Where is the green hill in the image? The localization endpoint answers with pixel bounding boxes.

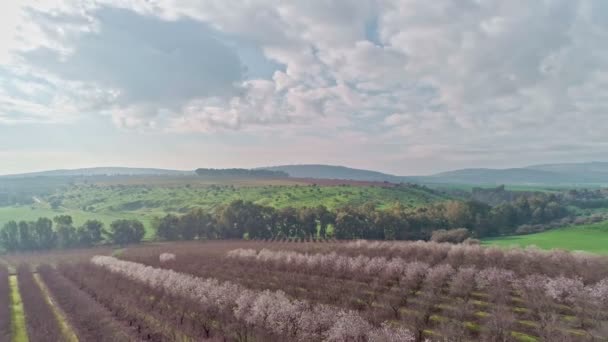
[0,181,448,239]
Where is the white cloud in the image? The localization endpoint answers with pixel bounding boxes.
[1,0,608,171]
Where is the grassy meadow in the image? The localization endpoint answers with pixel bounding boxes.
[482,220,608,254]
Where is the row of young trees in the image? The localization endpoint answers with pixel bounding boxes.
[339,240,608,283]
[227,248,608,303]
[155,196,570,241]
[17,264,64,341]
[127,244,607,341]
[0,216,145,252]
[92,256,415,341]
[37,265,138,341]
[228,248,608,339]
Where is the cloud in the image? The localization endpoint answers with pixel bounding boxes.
[1,4,245,126]
[1,0,608,172]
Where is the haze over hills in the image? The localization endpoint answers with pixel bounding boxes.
[1,167,194,178]
[258,165,408,183]
[263,162,608,185]
[2,162,608,185]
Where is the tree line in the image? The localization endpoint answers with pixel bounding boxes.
[0,216,145,252]
[194,168,288,178]
[0,192,570,252]
[155,194,570,241]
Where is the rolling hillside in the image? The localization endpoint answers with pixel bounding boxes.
[259,164,409,183]
[263,162,608,185]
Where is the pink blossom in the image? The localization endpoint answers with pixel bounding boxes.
[544,276,584,304]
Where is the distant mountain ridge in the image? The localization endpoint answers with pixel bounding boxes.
[258,164,408,183]
[1,167,193,178]
[3,162,608,185]
[263,162,608,185]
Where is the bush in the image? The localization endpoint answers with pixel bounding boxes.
[430,228,470,243]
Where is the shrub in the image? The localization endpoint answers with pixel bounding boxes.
[430,228,470,243]
[159,253,176,263]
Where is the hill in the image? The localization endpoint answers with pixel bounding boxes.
[425,168,572,185]
[425,162,608,185]
[259,164,410,183]
[261,162,608,185]
[526,161,608,180]
[1,167,193,178]
[3,161,608,185]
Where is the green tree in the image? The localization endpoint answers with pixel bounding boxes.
[298,207,318,238]
[334,207,365,240]
[54,215,76,248]
[277,207,300,238]
[77,220,105,247]
[108,219,145,245]
[0,221,20,251]
[155,214,180,241]
[315,205,335,239]
[18,221,35,250]
[33,217,56,250]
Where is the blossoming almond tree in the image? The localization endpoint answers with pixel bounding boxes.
[91,256,414,342]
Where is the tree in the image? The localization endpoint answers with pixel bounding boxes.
[54,215,77,248]
[18,221,35,250]
[430,228,470,243]
[155,214,180,241]
[77,220,105,247]
[276,207,301,238]
[108,219,145,245]
[183,209,215,240]
[214,200,250,239]
[334,207,365,239]
[315,205,334,239]
[33,217,56,250]
[0,221,20,252]
[298,207,318,238]
[482,305,515,342]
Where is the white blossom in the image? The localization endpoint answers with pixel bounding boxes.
[91,256,411,341]
[159,252,176,263]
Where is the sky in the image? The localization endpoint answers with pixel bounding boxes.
[0,0,607,176]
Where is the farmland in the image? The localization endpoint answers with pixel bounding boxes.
[483,221,608,254]
[0,240,606,341]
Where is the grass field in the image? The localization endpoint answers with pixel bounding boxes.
[9,275,28,342]
[482,220,608,254]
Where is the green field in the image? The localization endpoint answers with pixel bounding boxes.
[0,182,447,239]
[483,221,608,254]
